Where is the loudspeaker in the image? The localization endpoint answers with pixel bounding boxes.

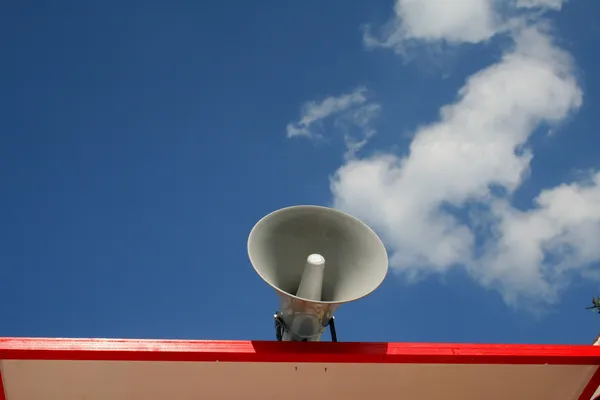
[248,205,388,341]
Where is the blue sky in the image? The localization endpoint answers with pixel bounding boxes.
[1,0,600,345]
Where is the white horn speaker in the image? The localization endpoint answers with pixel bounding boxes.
[248,205,388,342]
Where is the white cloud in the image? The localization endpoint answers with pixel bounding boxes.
[516,0,569,10]
[334,103,381,159]
[281,0,586,306]
[286,88,380,158]
[330,27,592,305]
[286,88,368,138]
[479,174,600,304]
[394,0,497,43]
[365,0,570,49]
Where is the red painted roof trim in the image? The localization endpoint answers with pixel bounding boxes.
[2,337,600,366]
[1,338,599,400]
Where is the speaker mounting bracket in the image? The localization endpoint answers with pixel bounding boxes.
[273,313,338,342]
[327,316,338,342]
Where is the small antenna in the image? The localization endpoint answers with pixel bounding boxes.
[586,297,600,313]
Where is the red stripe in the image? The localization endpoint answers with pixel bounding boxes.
[0,365,6,400]
[579,366,600,400]
[1,338,600,365]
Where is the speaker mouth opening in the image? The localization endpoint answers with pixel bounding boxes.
[248,205,389,305]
